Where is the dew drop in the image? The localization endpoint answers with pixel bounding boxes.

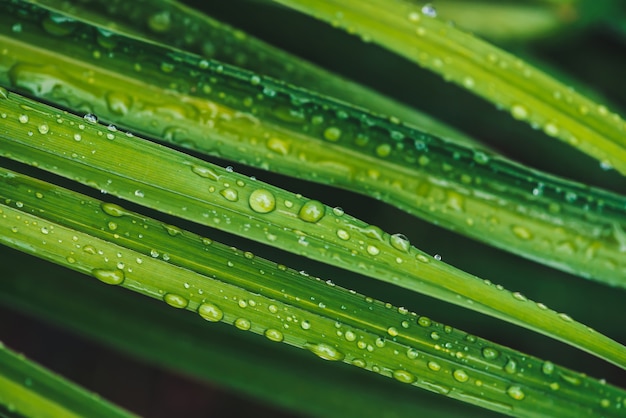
[344,330,356,341]
[512,292,527,302]
[249,189,276,213]
[433,254,442,261]
[367,245,380,256]
[504,358,517,374]
[234,318,251,330]
[298,200,325,223]
[83,113,98,123]
[387,327,399,337]
[197,303,223,322]
[101,202,126,217]
[92,268,124,285]
[512,225,532,240]
[332,207,345,216]
[417,317,432,327]
[406,348,419,359]
[336,229,350,240]
[427,361,441,371]
[300,320,311,330]
[307,343,344,361]
[393,369,416,384]
[543,123,559,137]
[266,137,291,155]
[323,127,342,141]
[264,328,284,342]
[38,123,49,134]
[390,233,410,253]
[422,4,437,17]
[164,293,188,309]
[481,347,500,360]
[191,165,220,181]
[220,188,239,202]
[541,361,554,376]
[511,104,528,120]
[506,385,525,401]
[18,114,29,124]
[453,369,469,383]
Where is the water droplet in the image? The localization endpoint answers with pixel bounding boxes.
[433,254,442,261]
[406,348,419,359]
[557,313,572,322]
[481,347,500,360]
[38,123,49,134]
[422,4,437,17]
[134,190,145,198]
[390,233,410,253]
[197,303,223,322]
[164,293,188,309]
[101,202,126,217]
[504,358,517,374]
[393,369,416,384]
[512,292,527,302]
[512,226,532,240]
[336,229,350,240]
[453,369,469,383]
[266,137,291,155]
[387,327,399,337]
[506,385,525,401]
[18,114,29,124]
[191,165,220,181]
[367,245,380,256]
[344,330,356,341]
[323,127,342,141]
[264,328,284,342]
[300,320,311,330]
[541,361,554,375]
[73,133,82,141]
[249,189,276,213]
[511,104,528,120]
[352,358,366,368]
[417,316,431,327]
[307,343,344,361]
[92,268,124,285]
[83,113,98,123]
[332,207,345,216]
[234,318,251,330]
[473,151,489,165]
[298,200,325,223]
[148,10,171,32]
[220,188,239,202]
[544,123,559,137]
[427,361,441,371]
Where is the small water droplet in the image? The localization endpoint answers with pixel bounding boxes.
[220,188,239,202]
[543,123,559,137]
[134,190,145,198]
[323,127,342,141]
[511,104,528,120]
[433,254,442,261]
[344,330,356,341]
[92,268,124,285]
[387,327,399,337]
[249,189,276,213]
[417,316,431,327]
[504,358,517,374]
[427,361,441,371]
[18,114,29,124]
[300,320,311,330]
[298,200,325,223]
[367,245,380,256]
[512,225,532,240]
[38,123,49,134]
[512,292,527,302]
[164,293,188,309]
[506,385,525,401]
[336,229,350,240]
[83,113,98,123]
[406,348,419,359]
[332,207,345,216]
[541,361,554,375]
[481,347,500,360]
[422,4,437,17]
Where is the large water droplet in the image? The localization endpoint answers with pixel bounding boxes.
[393,369,416,384]
[191,165,220,181]
[249,189,276,213]
[198,302,224,322]
[101,202,126,217]
[164,293,188,309]
[453,369,469,383]
[220,188,239,202]
[307,343,345,361]
[234,318,251,330]
[92,268,124,285]
[298,200,325,223]
[390,233,410,253]
[264,328,284,342]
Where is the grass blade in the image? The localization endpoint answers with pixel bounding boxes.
[1,2,624,286]
[0,342,136,418]
[271,0,626,175]
[1,168,625,417]
[1,89,625,371]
